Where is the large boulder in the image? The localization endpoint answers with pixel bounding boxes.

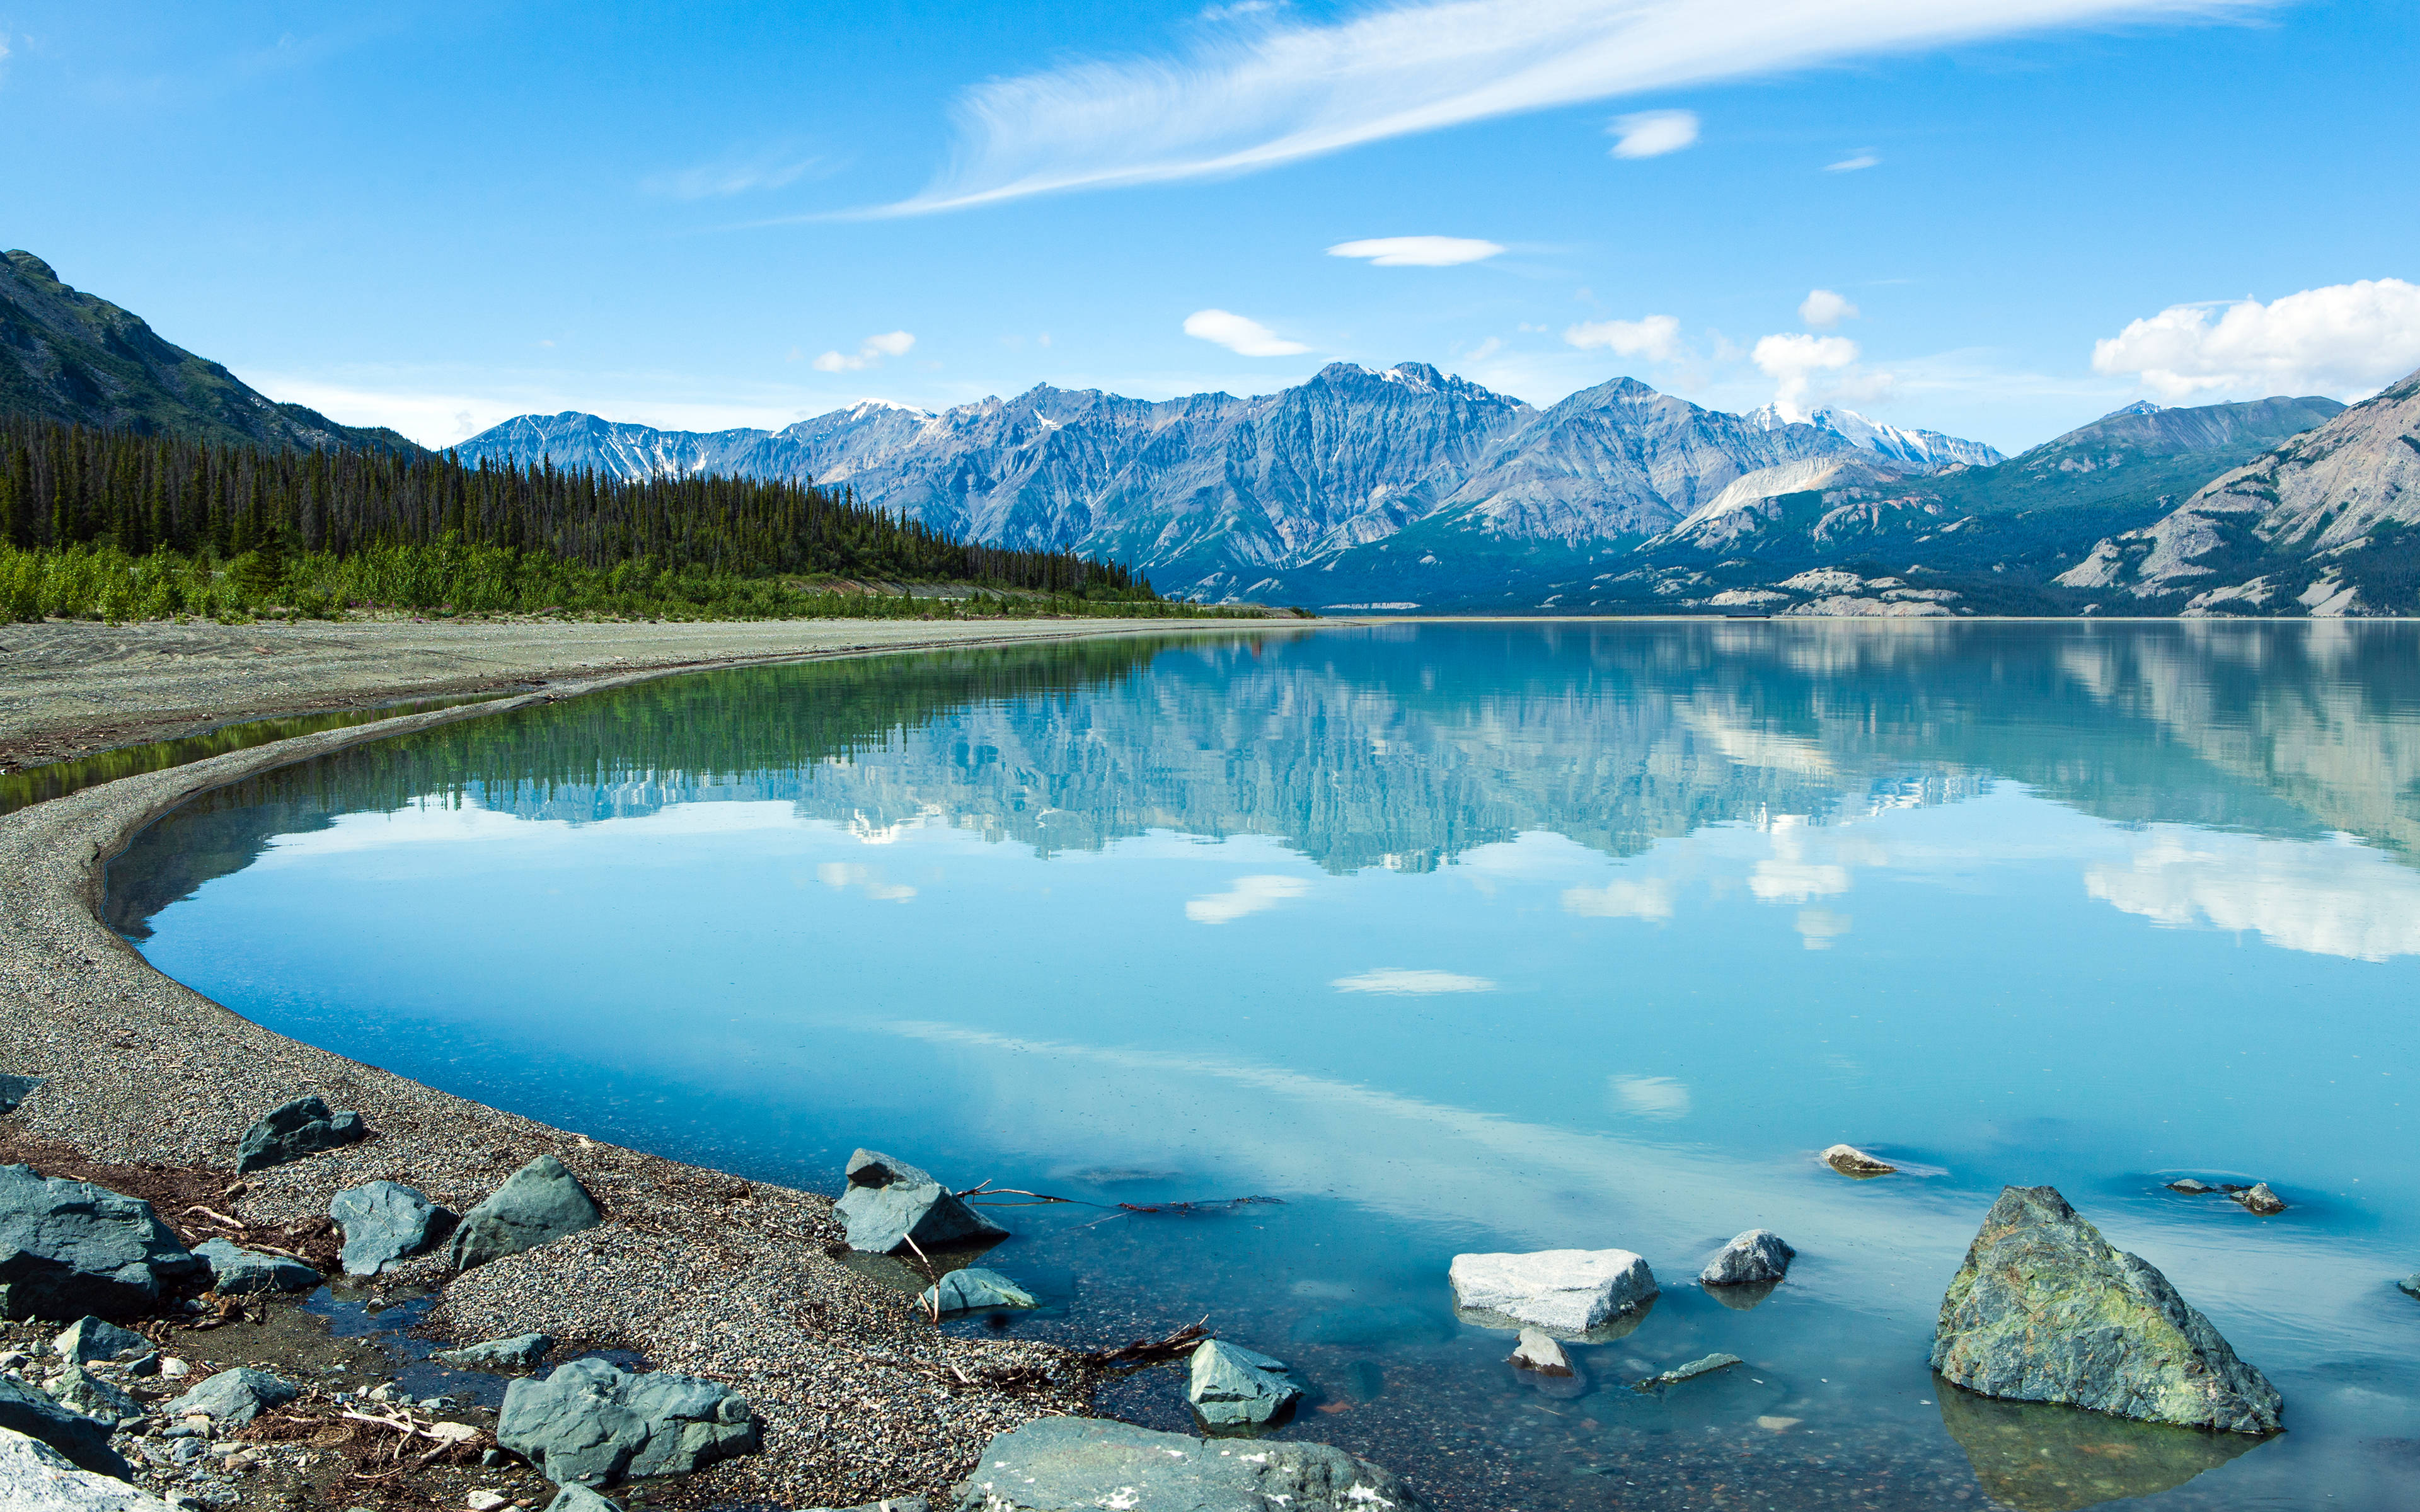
[1930,1186,2281,1434]
[330,1181,453,1276]
[0,1426,178,1511]
[0,1074,43,1116]
[234,1096,368,1173]
[1700,1230,1794,1286]
[0,1376,133,1479]
[950,1418,1426,1512]
[834,1150,1006,1255]
[0,1164,204,1320]
[194,1237,321,1295]
[163,1367,299,1427]
[451,1156,603,1271]
[54,1317,149,1366]
[497,1357,758,1487]
[1186,1340,1301,1429]
[920,1267,1036,1315]
[1449,1249,1658,1334]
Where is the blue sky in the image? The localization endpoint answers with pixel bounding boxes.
[4,0,2416,452]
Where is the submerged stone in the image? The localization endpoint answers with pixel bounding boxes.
[450,1156,602,1271]
[498,1356,758,1487]
[1930,1186,2280,1434]
[1700,1229,1795,1286]
[1287,1302,1452,1347]
[234,1096,367,1174]
[1508,1327,1574,1377]
[330,1181,452,1276]
[194,1237,321,1295]
[1449,1249,1657,1334]
[833,1149,1006,1255]
[949,1417,1427,1512]
[1186,1339,1301,1429]
[919,1267,1036,1315]
[434,1333,553,1371]
[0,1165,204,1320]
[2231,1183,2287,1215]
[2164,1179,2213,1194]
[1936,1382,2269,1511]
[1634,1353,1743,1391]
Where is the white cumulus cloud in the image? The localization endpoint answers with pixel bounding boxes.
[1799,289,1858,328]
[1565,314,1681,361]
[870,0,2271,214]
[2090,278,2420,401]
[813,331,916,373]
[1608,109,1699,159]
[1327,235,1506,266]
[1186,874,1310,924]
[1753,331,1860,418]
[1333,967,1497,995]
[1184,308,1310,356]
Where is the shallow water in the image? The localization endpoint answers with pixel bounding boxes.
[110,622,2420,1510]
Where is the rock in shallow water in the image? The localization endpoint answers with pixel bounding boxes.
[833,1150,1006,1255]
[1187,1339,1302,1429]
[0,1426,175,1509]
[193,1237,321,1295]
[2230,1183,2287,1216]
[1930,1186,2280,1434]
[450,1156,603,1271]
[1634,1353,1743,1391]
[0,1376,134,1478]
[0,1165,204,1321]
[497,1356,758,1487]
[919,1266,1036,1315]
[950,1418,1426,1512]
[1823,1144,1897,1177]
[330,1181,453,1276]
[1508,1327,1574,1377]
[234,1096,367,1174]
[434,1334,553,1371]
[2400,1274,2420,1302]
[1700,1229,1794,1286]
[1449,1249,1657,1334]
[2164,1178,2213,1194]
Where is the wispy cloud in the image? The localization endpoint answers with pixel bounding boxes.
[814,330,916,373]
[643,147,822,200]
[1184,308,1310,356]
[1328,235,1505,266]
[867,0,2274,215]
[1334,966,1497,994]
[1565,314,1681,360]
[1608,108,1698,159]
[1824,151,1881,172]
[1799,289,1858,328]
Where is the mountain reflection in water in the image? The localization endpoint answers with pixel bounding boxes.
[110,621,2420,1512]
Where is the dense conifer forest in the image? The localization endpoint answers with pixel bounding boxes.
[0,417,1221,622]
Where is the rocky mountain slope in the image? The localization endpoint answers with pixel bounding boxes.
[1748,404,2005,470]
[0,251,418,455]
[2055,367,2420,614]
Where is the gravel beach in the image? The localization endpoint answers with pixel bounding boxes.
[0,617,1263,1509]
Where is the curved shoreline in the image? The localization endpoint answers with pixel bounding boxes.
[0,618,1265,1509]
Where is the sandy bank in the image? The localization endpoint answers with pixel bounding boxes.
[0,619,1267,1509]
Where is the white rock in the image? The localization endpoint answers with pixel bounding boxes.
[1507,1327,1574,1376]
[158,1359,190,1379]
[466,1492,510,1512]
[1449,1249,1658,1332]
[0,1426,182,1511]
[427,1423,481,1446]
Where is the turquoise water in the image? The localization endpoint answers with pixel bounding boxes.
[111,622,2420,1510]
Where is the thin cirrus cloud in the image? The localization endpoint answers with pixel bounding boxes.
[1824,151,1881,172]
[1565,314,1681,361]
[2090,278,2420,401]
[1333,967,1497,995]
[1186,874,1311,924]
[865,0,2275,215]
[812,330,916,372]
[1184,308,1310,357]
[1328,236,1506,267]
[1608,109,1698,159]
[643,150,822,200]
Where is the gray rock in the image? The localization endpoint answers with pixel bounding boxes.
[0,1074,43,1116]
[0,1427,178,1509]
[1187,1339,1302,1429]
[434,1334,553,1371]
[1930,1186,2281,1434]
[1507,1328,1574,1377]
[2400,1273,2419,1301]
[1448,1249,1657,1334]
[54,1317,150,1366]
[0,1165,204,1320]
[450,1156,603,1271]
[1700,1229,1795,1287]
[833,1150,1006,1255]
[919,1267,1037,1315]
[0,1375,133,1478]
[496,1357,757,1487]
[162,1368,299,1427]
[193,1238,321,1295]
[2231,1183,2287,1216]
[1823,1143,1896,1177]
[949,1417,1426,1512]
[2165,1178,2214,1194]
[49,1366,142,1426]
[1634,1353,1743,1391]
[234,1096,368,1174]
[544,1489,623,1512]
[329,1182,452,1276]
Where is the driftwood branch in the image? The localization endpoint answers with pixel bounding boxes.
[1083,1319,1211,1373]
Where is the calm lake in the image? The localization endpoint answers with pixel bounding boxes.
[110,622,2420,1511]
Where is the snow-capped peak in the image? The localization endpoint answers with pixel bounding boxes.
[1746,403,2003,472]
